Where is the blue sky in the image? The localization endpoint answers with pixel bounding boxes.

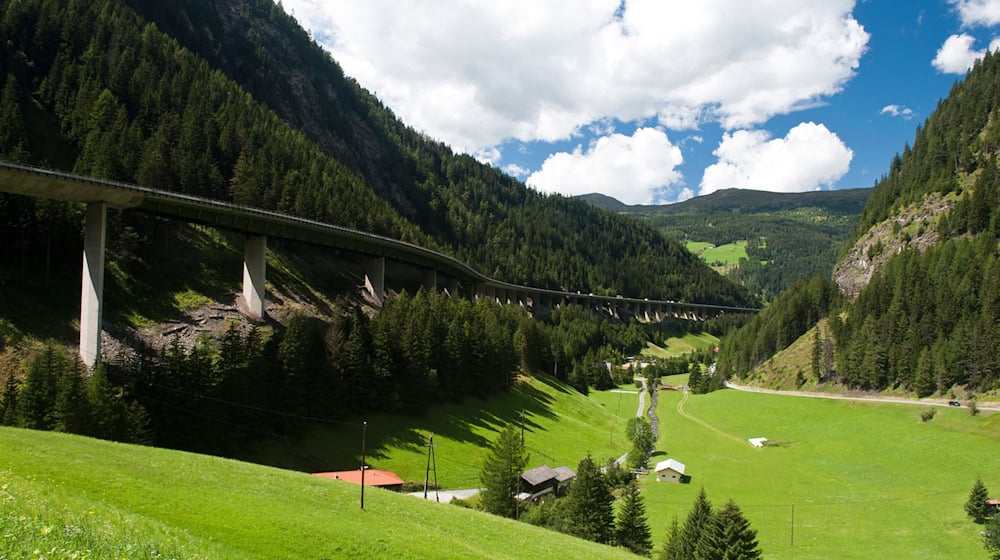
[283,0,1000,204]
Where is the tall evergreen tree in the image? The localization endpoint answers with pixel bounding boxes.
[697,500,762,560]
[478,424,528,519]
[657,517,683,560]
[53,359,91,435]
[967,477,992,523]
[0,373,20,426]
[676,487,714,559]
[565,454,615,544]
[985,510,1000,560]
[16,345,64,430]
[616,481,653,556]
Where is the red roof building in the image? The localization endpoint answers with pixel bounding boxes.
[313,469,405,492]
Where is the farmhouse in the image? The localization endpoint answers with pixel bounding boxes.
[521,465,576,499]
[313,468,405,492]
[654,459,687,483]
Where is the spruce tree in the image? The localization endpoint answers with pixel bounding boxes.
[615,481,653,556]
[657,516,682,560]
[16,346,63,430]
[478,424,528,519]
[985,510,1000,560]
[566,454,615,544]
[967,477,992,523]
[53,360,92,435]
[713,500,762,560]
[1,373,20,426]
[676,487,714,558]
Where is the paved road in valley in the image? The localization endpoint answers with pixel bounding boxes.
[724,381,1000,412]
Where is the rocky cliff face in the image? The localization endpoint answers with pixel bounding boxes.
[832,192,953,299]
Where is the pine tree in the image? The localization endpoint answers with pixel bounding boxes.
[87,362,129,441]
[478,424,528,519]
[53,360,92,435]
[676,487,714,559]
[708,500,762,560]
[565,454,615,544]
[985,510,1000,560]
[657,516,682,560]
[16,346,64,430]
[967,477,992,523]
[0,373,20,426]
[616,481,653,556]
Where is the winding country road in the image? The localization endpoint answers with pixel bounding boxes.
[613,377,650,466]
[724,381,1000,412]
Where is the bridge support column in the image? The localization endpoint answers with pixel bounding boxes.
[79,202,107,369]
[365,256,386,305]
[242,235,267,320]
[447,278,460,297]
[422,269,438,292]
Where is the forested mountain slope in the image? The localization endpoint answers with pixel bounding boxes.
[0,0,753,306]
[580,188,870,300]
[716,52,1000,397]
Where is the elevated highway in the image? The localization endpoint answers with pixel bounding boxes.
[0,161,759,367]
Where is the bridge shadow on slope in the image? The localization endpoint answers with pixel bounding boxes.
[251,375,568,474]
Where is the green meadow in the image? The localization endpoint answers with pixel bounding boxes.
[700,240,748,266]
[641,331,719,359]
[639,377,999,559]
[243,375,640,489]
[0,427,637,560]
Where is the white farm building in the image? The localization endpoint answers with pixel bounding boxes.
[654,459,686,483]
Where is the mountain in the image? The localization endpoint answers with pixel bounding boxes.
[716,51,1000,398]
[577,188,871,300]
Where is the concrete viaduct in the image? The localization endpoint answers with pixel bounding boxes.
[0,161,759,368]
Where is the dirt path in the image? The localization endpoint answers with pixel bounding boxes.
[614,378,649,466]
[675,389,743,444]
[724,382,1000,412]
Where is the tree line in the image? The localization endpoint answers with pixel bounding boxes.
[0,292,677,457]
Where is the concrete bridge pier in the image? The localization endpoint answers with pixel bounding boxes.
[365,256,386,305]
[242,235,267,320]
[422,269,438,292]
[447,278,460,297]
[80,202,107,369]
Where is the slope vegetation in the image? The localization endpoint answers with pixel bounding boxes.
[716,50,1000,397]
[0,427,636,560]
[0,0,753,307]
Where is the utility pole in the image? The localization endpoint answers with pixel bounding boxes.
[520,409,525,446]
[423,433,439,502]
[790,504,795,546]
[360,420,367,510]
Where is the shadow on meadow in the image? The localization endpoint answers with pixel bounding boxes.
[254,375,568,473]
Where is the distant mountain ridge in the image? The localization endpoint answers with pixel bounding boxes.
[577,187,872,215]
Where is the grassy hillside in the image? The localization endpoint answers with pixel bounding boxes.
[0,427,638,560]
[640,380,999,559]
[242,375,639,489]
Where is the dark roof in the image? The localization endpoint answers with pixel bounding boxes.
[521,465,558,486]
[553,466,576,482]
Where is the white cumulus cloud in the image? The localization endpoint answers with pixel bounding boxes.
[282,0,868,154]
[526,128,684,205]
[933,34,986,73]
[502,163,531,178]
[879,104,915,119]
[699,122,853,195]
[952,0,1000,27]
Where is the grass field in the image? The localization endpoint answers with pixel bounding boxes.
[0,427,637,560]
[641,331,719,359]
[638,377,999,559]
[685,240,716,254]
[701,240,748,266]
[243,375,640,489]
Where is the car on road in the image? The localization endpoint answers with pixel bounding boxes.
[948,400,962,407]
